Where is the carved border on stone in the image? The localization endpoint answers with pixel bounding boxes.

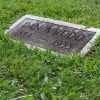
[5,15,100,56]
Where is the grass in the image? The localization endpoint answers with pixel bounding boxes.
[0,0,100,99]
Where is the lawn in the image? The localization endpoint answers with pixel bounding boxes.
[0,0,100,100]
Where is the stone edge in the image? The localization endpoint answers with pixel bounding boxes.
[81,28,100,56]
[5,15,100,56]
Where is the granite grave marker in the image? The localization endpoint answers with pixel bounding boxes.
[6,15,100,55]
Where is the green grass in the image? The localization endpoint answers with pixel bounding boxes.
[0,0,100,100]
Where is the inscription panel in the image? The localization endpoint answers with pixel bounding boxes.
[9,18,96,54]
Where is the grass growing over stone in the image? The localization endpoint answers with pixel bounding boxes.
[0,0,100,99]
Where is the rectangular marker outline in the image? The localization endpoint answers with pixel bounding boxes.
[5,15,100,56]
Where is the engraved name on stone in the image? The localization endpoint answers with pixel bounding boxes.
[7,16,100,55]
[13,21,86,49]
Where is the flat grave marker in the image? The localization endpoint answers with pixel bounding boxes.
[6,15,100,55]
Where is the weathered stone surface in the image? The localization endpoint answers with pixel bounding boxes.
[7,15,100,55]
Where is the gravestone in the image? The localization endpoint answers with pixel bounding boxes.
[6,15,100,55]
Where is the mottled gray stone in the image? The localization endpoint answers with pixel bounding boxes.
[6,15,100,55]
